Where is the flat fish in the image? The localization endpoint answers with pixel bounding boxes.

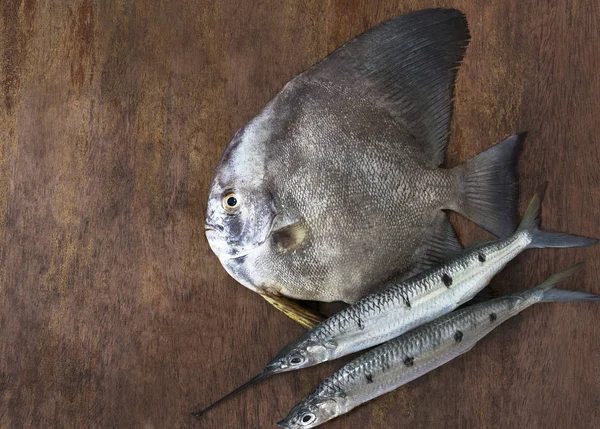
[192,188,597,419]
[205,9,522,321]
[277,264,600,428]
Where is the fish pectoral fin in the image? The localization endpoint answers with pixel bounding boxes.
[271,221,307,251]
[260,293,326,329]
[323,338,338,349]
[407,212,462,277]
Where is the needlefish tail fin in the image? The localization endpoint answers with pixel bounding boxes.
[527,262,600,303]
[518,184,599,249]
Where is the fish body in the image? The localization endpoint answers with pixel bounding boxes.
[205,9,522,305]
[278,266,599,428]
[262,190,596,371]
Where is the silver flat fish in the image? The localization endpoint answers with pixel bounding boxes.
[205,9,522,322]
[278,265,599,428]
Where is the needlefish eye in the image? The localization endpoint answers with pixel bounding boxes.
[222,193,239,211]
[300,412,315,425]
[289,354,304,365]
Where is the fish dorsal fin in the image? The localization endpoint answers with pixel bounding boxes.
[408,212,463,276]
[304,9,470,167]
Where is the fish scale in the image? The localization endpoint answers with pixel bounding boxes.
[278,268,599,427]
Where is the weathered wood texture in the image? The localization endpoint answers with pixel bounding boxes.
[1,1,599,427]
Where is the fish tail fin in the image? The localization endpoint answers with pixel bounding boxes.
[451,133,524,237]
[517,184,599,249]
[541,288,600,303]
[526,262,600,303]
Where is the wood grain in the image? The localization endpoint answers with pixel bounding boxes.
[1,1,599,427]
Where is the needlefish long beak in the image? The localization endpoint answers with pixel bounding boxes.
[191,369,274,419]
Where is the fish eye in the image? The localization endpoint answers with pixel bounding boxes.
[300,412,315,425]
[289,354,304,365]
[222,193,239,211]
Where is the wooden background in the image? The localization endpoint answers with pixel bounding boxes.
[1,0,599,427]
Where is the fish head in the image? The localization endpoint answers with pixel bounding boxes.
[267,338,331,374]
[277,395,342,428]
[205,130,277,261]
[205,183,275,260]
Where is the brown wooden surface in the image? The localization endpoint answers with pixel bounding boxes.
[1,1,599,428]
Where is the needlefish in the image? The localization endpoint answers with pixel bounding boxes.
[277,263,599,427]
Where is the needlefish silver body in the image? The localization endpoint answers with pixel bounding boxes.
[192,189,597,419]
[277,264,599,428]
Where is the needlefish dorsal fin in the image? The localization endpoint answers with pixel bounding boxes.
[301,8,470,167]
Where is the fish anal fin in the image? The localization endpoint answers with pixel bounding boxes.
[408,212,462,276]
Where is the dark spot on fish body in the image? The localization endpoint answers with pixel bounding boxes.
[403,356,414,367]
[357,318,364,330]
[478,253,486,262]
[365,373,373,383]
[454,331,463,343]
[442,273,452,287]
[403,295,411,308]
[490,313,497,322]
